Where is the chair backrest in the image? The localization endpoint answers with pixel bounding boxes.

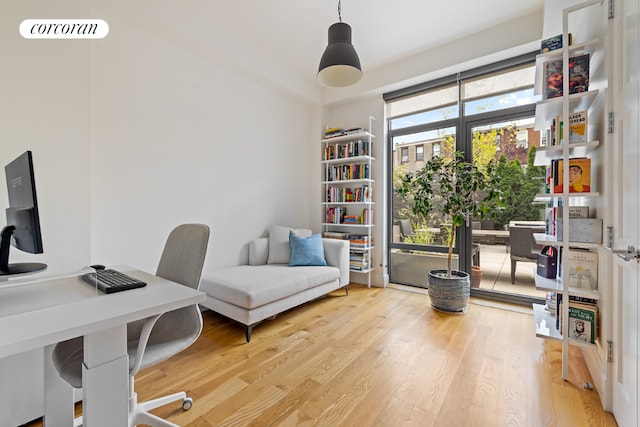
[156,223,210,290]
[399,219,414,237]
[509,225,545,259]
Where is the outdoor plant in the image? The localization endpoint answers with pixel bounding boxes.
[398,150,501,278]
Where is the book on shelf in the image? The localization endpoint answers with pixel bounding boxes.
[322,231,350,240]
[545,206,590,235]
[349,252,369,270]
[556,294,598,335]
[543,53,590,99]
[324,127,344,138]
[552,157,591,193]
[565,248,598,290]
[541,33,573,53]
[568,111,587,143]
[342,215,360,224]
[344,127,365,135]
[544,111,587,146]
[327,163,370,181]
[545,292,557,315]
[567,302,598,343]
[325,207,347,224]
[324,139,370,160]
[348,234,373,248]
[327,185,371,203]
[360,208,373,225]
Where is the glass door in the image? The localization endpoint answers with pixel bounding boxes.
[385,54,543,304]
[389,126,458,287]
[467,115,547,301]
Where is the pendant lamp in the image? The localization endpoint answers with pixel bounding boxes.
[317,0,362,87]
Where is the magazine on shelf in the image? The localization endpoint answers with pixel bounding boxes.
[567,302,597,343]
[553,158,591,193]
[543,53,590,99]
[568,111,587,143]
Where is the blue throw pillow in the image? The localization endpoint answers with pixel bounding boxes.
[289,232,327,266]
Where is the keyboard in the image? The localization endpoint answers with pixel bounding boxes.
[81,269,147,294]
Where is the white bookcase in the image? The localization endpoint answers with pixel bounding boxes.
[321,116,376,287]
[532,0,607,380]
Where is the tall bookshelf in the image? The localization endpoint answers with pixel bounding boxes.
[531,0,606,381]
[321,116,375,287]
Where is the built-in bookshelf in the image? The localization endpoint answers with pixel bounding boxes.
[531,0,606,380]
[321,117,375,287]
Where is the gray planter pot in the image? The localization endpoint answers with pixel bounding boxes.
[427,269,470,313]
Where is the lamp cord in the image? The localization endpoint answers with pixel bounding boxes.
[338,0,342,22]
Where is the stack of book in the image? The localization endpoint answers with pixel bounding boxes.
[349,252,369,271]
[557,294,598,344]
[324,127,345,138]
[348,234,373,249]
[322,231,350,240]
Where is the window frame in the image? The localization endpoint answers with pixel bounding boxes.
[384,51,542,306]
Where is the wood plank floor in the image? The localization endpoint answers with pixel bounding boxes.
[28,285,617,426]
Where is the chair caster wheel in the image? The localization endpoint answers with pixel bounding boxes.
[182,397,193,411]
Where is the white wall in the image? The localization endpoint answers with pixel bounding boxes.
[2,1,319,276]
[1,0,92,274]
[88,7,319,273]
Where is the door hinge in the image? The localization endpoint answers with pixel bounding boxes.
[608,0,615,19]
[607,226,615,248]
[608,112,615,133]
[607,340,614,363]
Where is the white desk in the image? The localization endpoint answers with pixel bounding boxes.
[0,266,205,427]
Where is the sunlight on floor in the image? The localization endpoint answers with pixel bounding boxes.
[477,243,546,298]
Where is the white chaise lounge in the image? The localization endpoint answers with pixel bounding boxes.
[200,226,350,342]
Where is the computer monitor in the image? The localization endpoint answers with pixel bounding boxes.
[0,151,46,276]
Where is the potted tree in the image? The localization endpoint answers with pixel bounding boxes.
[399,150,501,312]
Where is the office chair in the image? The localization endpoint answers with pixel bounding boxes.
[509,225,544,284]
[52,223,210,427]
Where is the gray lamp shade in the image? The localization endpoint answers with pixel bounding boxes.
[317,22,362,87]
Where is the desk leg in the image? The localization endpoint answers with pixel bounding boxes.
[83,325,129,427]
[44,344,74,427]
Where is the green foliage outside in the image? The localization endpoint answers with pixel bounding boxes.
[393,124,544,236]
[398,151,502,277]
[490,146,545,229]
[402,226,436,245]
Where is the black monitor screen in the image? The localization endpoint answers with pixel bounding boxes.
[0,151,46,276]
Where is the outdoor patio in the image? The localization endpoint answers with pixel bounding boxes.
[476,243,546,298]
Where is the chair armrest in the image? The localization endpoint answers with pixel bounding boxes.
[249,237,269,265]
[323,238,350,286]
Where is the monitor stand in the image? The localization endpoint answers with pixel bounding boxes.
[0,226,47,277]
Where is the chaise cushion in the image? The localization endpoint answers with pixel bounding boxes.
[289,232,327,267]
[201,264,340,309]
[267,225,311,264]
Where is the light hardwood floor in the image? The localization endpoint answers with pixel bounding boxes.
[29,285,617,426]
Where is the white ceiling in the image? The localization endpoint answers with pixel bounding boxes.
[103,0,545,102]
[211,0,543,78]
